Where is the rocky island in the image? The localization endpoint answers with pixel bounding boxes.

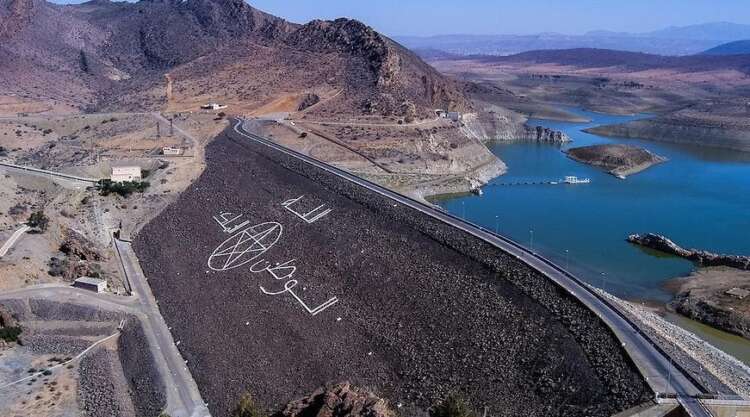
[565,144,666,177]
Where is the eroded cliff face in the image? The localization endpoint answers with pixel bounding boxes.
[461,108,570,144]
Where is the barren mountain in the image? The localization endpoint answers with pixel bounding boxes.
[0,0,468,117]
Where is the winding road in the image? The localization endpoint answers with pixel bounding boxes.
[0,225,30,258]
[0,244,211,417]
[233,119,713,417]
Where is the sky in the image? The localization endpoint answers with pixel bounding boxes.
[51,0,750,37]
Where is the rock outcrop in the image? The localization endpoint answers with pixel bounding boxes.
[671,293,750,340]
[524,125,571,143]
[627,233,750,270]
[665,267,750,341]
[48,228,105,281]
[273,383,396,417]
[0,304,21,350]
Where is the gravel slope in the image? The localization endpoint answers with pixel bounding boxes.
[133,129,651,417]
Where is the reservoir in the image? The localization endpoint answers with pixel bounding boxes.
[434,108,750,301]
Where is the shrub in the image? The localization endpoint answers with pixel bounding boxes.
[232,392,265,417]
[48,257,68,277]
[27,210,49,232]
[97,179,150,197]
[0,326,22,343]
[430,394,476,417]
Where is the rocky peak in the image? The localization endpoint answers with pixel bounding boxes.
[287,18,398,86]
[184,0,293,36]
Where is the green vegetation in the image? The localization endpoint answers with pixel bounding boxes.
[430,394,476,417]
[0,326,22,343]
[232,392,265,417]
[97,179,150,197]
[27,210,49,232]
[79,50,89,73]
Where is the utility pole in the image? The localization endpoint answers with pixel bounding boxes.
[529,229,534,251]
[565,249,569,270]
[667,359,673,395]
[494,215,499,234]
[169,118,174,137]
[156,122,161,138]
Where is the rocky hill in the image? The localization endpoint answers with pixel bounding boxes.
[0,0,468,117]
[702,40,750,56]
[482,48,750,74]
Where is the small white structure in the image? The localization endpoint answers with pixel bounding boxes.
[162,146,183,156]
[201,103,227,110]
[111,166,142,182]
[73,277,107,293]
[564,175,591,184]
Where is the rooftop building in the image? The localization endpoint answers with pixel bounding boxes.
[73,277,107,293]
[111,166,142,182]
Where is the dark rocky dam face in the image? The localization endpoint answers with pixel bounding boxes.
[133,128,651,417]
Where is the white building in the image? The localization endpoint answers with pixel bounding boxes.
[447,112,463,122]
[201,103,228,110]
[73,277,107,293]
[111,166,142,182]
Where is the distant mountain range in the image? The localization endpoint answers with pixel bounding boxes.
[702,40,750,56]
[396,22,750,57]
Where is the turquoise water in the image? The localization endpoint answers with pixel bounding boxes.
[436,108,750,301]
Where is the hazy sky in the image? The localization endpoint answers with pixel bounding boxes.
[51,0,750,37]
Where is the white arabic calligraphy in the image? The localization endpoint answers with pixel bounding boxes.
[209,210,338,316]
[281,196,332,224]
[213,212,251,234]
[208,222,283,271]
[260,279,339,316]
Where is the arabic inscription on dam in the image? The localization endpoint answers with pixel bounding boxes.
[207,199,338,316]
